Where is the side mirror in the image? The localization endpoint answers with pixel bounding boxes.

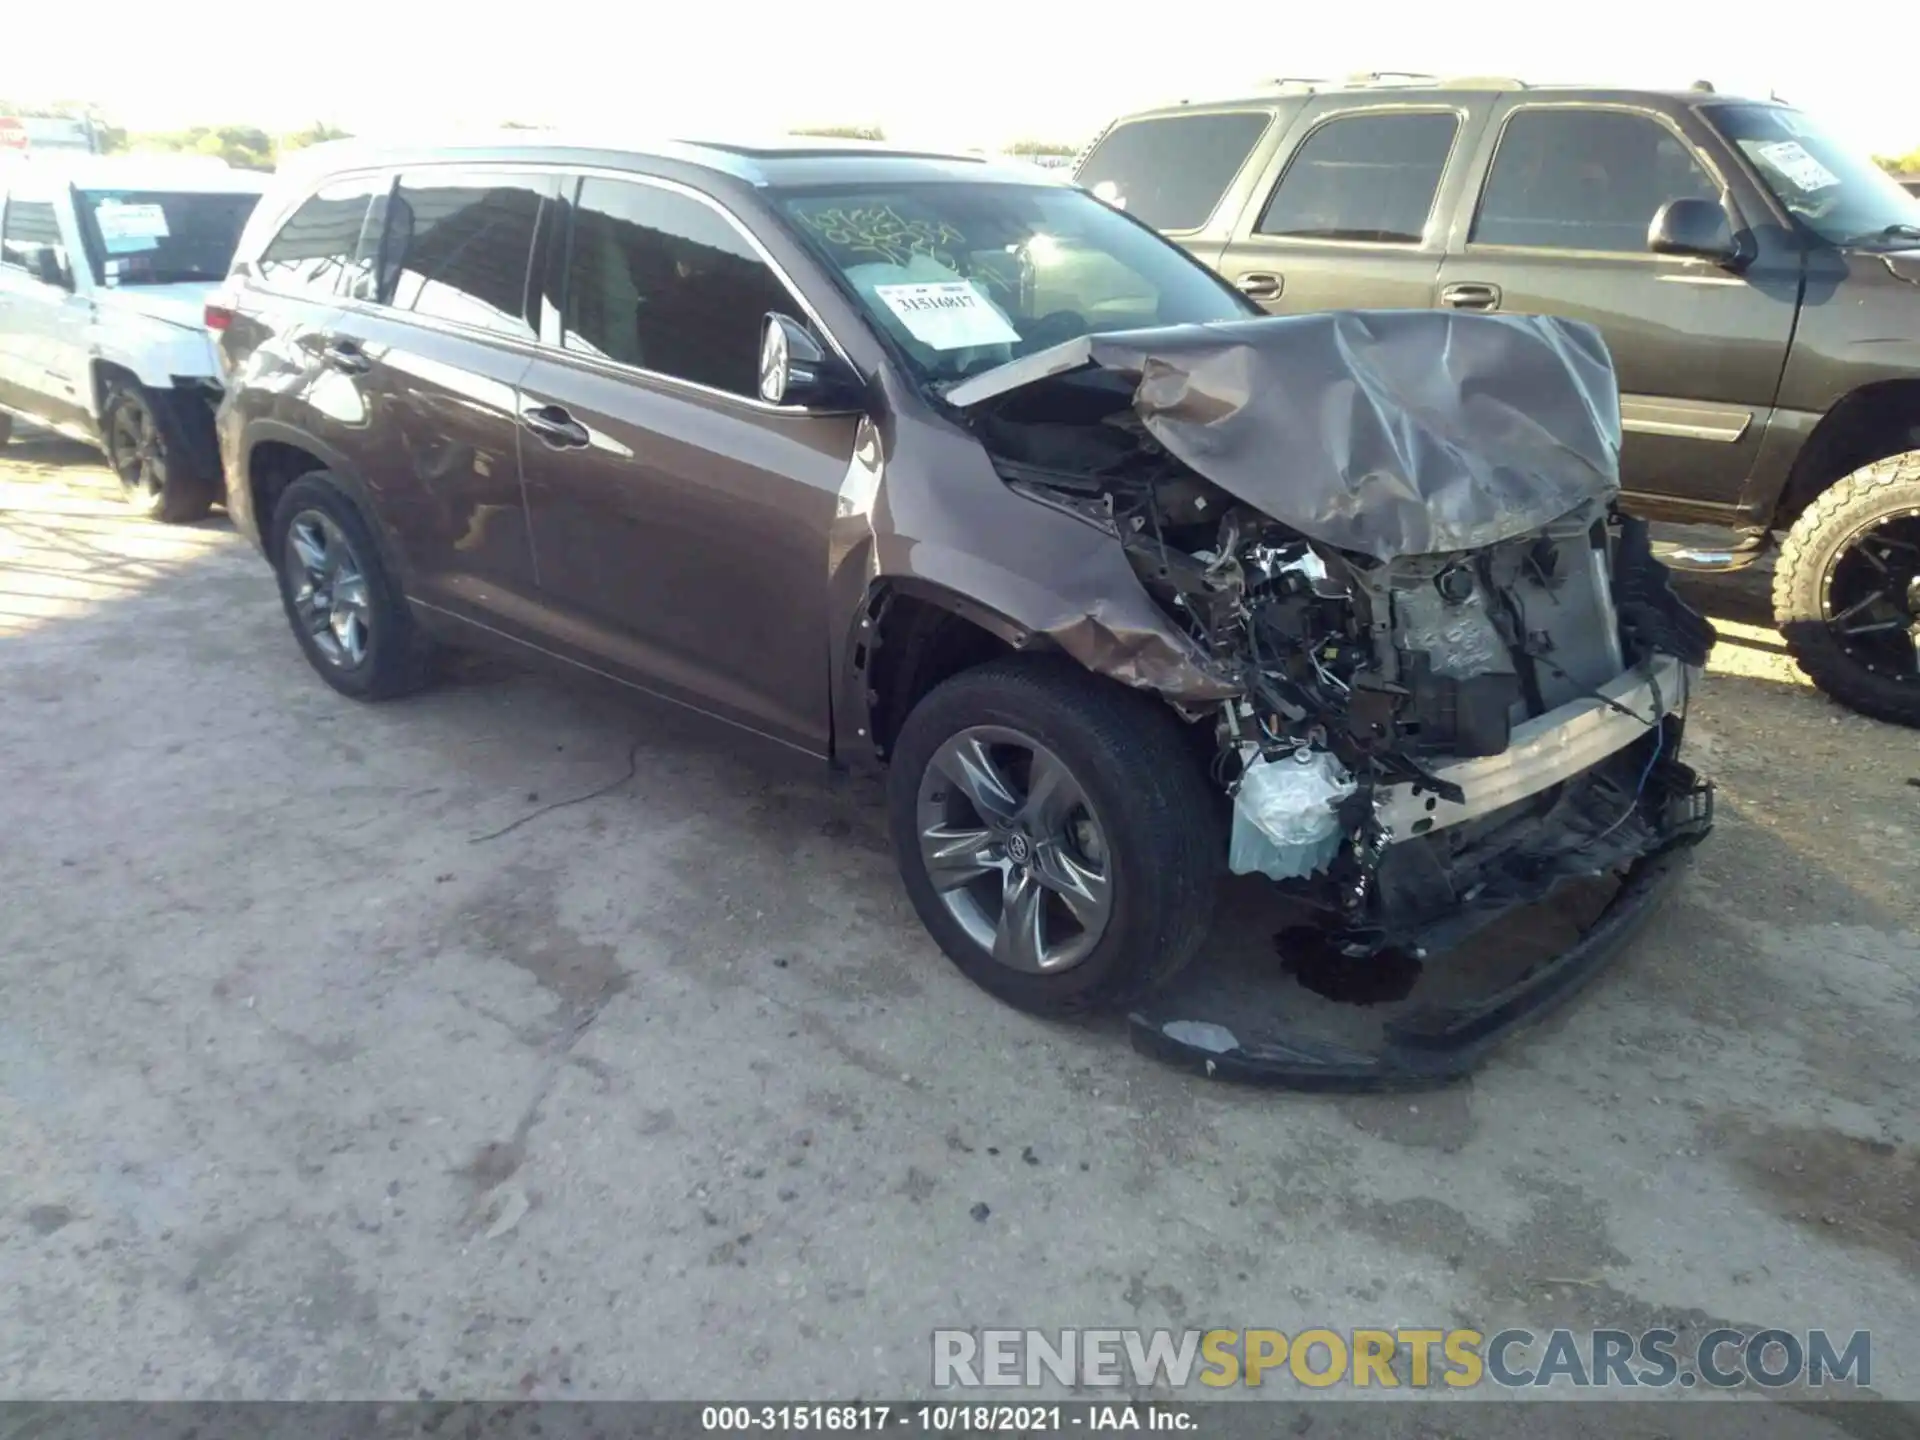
[758,313,862,410]
[26,244,72,290]
[1648,197,1738,266]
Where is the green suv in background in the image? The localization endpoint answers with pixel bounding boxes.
[1076,80,1920,725]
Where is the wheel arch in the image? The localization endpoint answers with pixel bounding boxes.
[241,420,408,582]
[1773,380,1920,528]
[850,577,1053,765]
[89,359,144,420]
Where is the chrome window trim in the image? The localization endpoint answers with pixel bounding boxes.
[248,157,866,417]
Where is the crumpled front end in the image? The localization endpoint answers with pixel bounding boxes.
[955,309,1715,1075]
[1202,499,1714,959]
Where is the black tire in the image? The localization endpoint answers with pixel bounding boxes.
[887,655,1220,1016]
[270,472,431,701]
[102,381,213,523]
[1773,451,1920,728]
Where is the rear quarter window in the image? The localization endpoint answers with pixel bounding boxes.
[1075,111,1274,232]
[252,177,385,299]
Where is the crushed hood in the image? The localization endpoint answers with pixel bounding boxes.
[952,310,1624,562]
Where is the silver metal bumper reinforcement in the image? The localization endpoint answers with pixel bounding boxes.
[1374,654,1691,841]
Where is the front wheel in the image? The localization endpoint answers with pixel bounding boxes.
[103,383,212,523]
[887,656,1221,1016]
[1773,451,1920,728]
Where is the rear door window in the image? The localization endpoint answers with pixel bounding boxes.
[381,171,547,339]
[1257,111,1460,243]
[1471,109,1719,252]
[560,177,792,397]
[1075,112,1273,232]
[1,198,68,279]
[254,178,383,299]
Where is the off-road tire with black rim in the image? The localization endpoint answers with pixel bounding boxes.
[103,381,215,523]
[1773,450,1920,728]
[271,472,432,701]
[887,655,1221,1015]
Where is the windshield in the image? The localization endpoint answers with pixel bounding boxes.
[73,188,260,285]
[774,182,1252,385]
[1705,104,1920,248]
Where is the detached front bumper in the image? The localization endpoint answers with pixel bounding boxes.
[1130,838,1700,1091]
[1133,654,1712,1091]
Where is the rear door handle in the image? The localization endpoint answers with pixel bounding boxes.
[1235,271,1284,302]
[520,403,589,448]
[321,338,371,373]
[1438,282,1501,311]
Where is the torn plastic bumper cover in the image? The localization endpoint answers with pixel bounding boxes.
[1129,817,1706,1092]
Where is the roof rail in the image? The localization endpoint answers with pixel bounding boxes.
[1263,72,1529,94]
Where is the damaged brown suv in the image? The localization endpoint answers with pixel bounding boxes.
[215,137,1714,1085]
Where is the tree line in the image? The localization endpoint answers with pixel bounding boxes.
[0,102,354,168]
[43,101,1918,175]
[6,107,1085,169]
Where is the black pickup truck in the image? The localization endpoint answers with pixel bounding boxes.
[1076,79,1920,725]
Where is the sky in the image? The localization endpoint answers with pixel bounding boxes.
[5,0,1915,157]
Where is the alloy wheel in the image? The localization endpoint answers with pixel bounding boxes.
[1821,506,1920,685]
[914,725,1114,973]
[109,399,167,506]
[284,510,373,669]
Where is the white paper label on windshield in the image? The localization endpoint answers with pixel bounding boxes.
[1755,140,1840,193]
[874,282,1021,351]
[95,201,170,253]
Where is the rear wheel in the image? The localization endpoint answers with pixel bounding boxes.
[102,382,212,523]
[1773,452,1920,728]
[887,656,1220,1015]
[271,473,431,700]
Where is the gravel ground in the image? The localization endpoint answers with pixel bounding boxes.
[1,430,1917,1429]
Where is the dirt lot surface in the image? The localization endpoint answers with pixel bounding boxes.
[2,431,1917,1430]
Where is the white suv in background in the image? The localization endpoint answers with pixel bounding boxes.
[0,155,263,520]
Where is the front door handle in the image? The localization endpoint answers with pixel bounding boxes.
[1235,271,1284,302]
[520,403,590,448]
[321,338,371,373]
[1438,282,1501,311]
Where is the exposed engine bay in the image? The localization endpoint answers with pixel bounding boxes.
[957,311,1716,961]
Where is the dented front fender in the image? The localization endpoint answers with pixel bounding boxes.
[824,401,1241,765]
